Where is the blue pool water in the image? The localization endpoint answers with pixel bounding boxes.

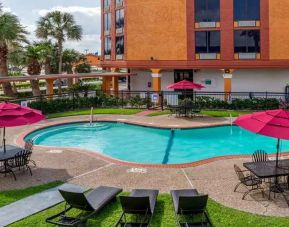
[25,122,289,164]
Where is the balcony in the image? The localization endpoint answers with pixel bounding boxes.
[196,53,220,60]
[235,53,260,60]
[234,20,260,28]
[195,22,220,29]
[104,6,110,12]
[104,55,111,60]
[104,30,110,36]
[116,54,124,60]
[116,27,123,34]
[116,1,123,8]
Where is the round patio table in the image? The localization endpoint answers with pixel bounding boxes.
[0,145,23,176]
[0,145,22,161]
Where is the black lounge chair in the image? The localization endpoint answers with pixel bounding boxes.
[234,164,264,199]
[170,189,212,227]
[252,150,268,163]
[115,189,159,227]
[46,185,122,226]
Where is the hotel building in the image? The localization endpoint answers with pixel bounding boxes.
[101,0,289,94]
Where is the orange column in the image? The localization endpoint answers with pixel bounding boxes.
[102,77,113,94]
[151,69,162,92]
[46,79,55,99]
[112,76,119,95]
[111,68,119,96]
[223,70,233,101]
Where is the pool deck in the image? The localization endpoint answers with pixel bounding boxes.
[1,114,289,217]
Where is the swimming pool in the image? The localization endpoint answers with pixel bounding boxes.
[25,122,289,165]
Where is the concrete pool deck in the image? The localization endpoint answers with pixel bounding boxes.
[1,114,289,217]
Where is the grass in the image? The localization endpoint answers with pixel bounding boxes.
[201,110,252,118]
[0,181,62,208]
[148,110,252,117]
[48,108,142,119]
[9,193,289,227]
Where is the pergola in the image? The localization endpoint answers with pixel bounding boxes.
[0,72,137,96]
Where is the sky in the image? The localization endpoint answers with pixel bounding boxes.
[1,0,101,54]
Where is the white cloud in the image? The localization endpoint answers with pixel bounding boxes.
[36,6,100,17]
[65,34,101,54]
[2,7,12,13]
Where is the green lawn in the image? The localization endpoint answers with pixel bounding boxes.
[0,181,62,208]
[148,110,252,118]
[8,191,289,227]
[48,108,142,119]
[201,110,252,118]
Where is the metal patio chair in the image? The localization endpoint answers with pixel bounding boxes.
[234,164,264,200]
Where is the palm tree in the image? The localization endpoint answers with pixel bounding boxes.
[36,11,82,94]
[62,49,85,87]
[0,4,27,97]
[25,43,47,97]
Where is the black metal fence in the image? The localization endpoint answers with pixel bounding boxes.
[3,90,288,114]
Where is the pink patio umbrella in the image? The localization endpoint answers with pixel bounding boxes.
[234,109,289,167]
[0,102,46,153]
[167,80,205,90]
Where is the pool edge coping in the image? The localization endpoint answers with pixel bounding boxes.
[16,118,289,169]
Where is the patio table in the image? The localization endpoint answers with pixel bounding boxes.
[0,145,23,176]
[0,145,23,161]
[244,159,289,201]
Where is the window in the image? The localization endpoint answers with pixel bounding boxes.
[195,31,220,53]
[104,0,111,9]
[195,0,220,22]
[234,30,260,53]
[116,36,124,55]
[104,37,111,55]
[234,0,260,21]
[104,13,111,32]
[115,0,123,7]
[115,9,124,29]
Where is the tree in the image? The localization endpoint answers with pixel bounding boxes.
[63,49,85,74]
[62,49,85,87]
[0,4,27,97]
[8,46,26,76]
[36,11,82,95]
[25,43,47,97]
[75,63,91,74]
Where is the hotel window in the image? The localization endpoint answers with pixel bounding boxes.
[195,31,220,59]
[115,0,123,8]
[116,36,124,59]
[104,37,111,59]
[195,0,220,24]
[115,9,124,33]
[234,0,260,21]
[234,30,260,59]
[104,13,111,34]
[104,0,111,10]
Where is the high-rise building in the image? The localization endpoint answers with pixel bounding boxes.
[101,0,289,93]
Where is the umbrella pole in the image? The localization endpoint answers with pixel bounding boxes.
[276,138,280,167]
[3,127,6,153]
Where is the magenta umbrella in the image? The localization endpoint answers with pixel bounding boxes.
[0,102,46,153]
[167,80,205,90]
[234,109,289,167]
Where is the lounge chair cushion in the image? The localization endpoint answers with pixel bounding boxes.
[86,186,122,210]
[59,186,122,211]
[171,189,199,214]
[130,189,159,214]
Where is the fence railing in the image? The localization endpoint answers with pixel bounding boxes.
[3,90,288,114]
